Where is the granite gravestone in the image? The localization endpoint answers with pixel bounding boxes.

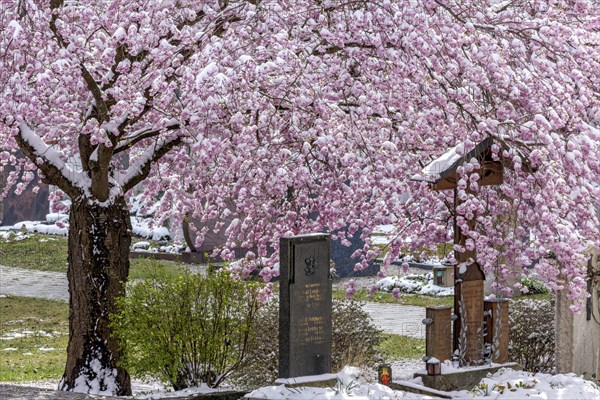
[279,234,332,378]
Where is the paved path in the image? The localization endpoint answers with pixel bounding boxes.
[0,265,69,301]
[362,302,425,338]
[0,265,425,338]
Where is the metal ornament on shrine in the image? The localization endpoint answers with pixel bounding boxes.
[412,137,518,366]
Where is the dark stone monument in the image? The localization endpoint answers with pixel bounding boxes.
[279,234,332,378]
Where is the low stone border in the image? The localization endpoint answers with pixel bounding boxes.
[412,362,521,391]
[0,385,118,400]
[0,385,248,400]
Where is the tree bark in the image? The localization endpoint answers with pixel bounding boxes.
[59,196,132,396]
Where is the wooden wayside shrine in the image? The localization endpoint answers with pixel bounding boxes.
[413,137,512,366]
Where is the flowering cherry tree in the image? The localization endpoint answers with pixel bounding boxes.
[1,0,599,395]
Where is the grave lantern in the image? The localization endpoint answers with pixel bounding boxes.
[426,358,441,376]
[378,364,392,385]
[433,264,454,287]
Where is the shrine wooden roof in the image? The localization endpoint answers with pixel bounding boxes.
[411,137,532,191]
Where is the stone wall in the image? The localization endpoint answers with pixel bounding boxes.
[0,168,4,225]
[555,247,600,383]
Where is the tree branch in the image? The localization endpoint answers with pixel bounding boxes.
[120,135,183,193]
[15,122,82,199]
[113,123,180,154]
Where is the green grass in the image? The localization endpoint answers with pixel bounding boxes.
[332,289,454,307]
[0,234,68,272]
[376,334,425,361]
[0,296,68,382]
[512,293,551,302]
[0,233,188,280]
[333,289,550,306]
[129,257,188,280]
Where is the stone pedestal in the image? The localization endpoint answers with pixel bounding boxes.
[425,306,452,362]
[413,362,521,392]
[484,299,510,363]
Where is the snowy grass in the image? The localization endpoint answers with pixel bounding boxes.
[0,296,68,382]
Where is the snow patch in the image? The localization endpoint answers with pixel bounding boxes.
[377,274,454,296]
[411,143,464,182]
[131,218,170,241]
[247,366,425,400]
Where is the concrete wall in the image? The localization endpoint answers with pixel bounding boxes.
[555,247,600,383]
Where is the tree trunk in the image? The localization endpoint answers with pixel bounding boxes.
[59,196,132,396]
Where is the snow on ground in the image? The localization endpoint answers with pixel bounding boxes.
[2,368,599,399]
[135,384,236,399]
[245,367,600,400]
[131,240,185,254]
[6,220,68,236]
[377,274,454,296]
[1,216,171,242]
[45,213,69,223]
[448,369,600,399]
[130,217,171,241]
[246,367,430,400]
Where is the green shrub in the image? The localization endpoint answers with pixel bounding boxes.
[332,300,383,369]
[110,271,261,389]
[230,298,382,388]
[509,299,555,372]
[521,276,549,295]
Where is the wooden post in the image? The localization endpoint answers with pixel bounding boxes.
[484,300,510,363]
[424,306,452,362]
[453,189,485,366]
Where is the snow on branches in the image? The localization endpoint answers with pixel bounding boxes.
[0,0,599,309]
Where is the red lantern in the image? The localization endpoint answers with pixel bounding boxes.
[426,358,441,376]
[378,364,392,385]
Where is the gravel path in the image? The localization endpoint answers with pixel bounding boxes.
[362,302,425,338]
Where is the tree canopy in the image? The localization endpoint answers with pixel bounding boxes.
[1,0,599,311]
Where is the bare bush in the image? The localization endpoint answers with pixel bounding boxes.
[509,299,555,373]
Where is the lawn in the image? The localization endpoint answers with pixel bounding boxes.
[0,234,68,272]
[333,289,454,307]
[0,296,68,382]
[0,233,188,280]
[376,334,425,361]
[333,289,550,306]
